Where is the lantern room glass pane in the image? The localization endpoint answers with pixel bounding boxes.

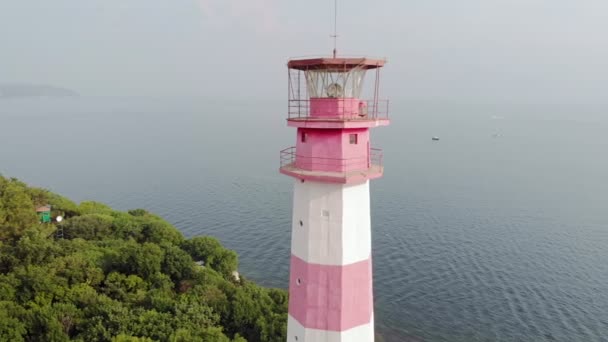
[304,67,367,98]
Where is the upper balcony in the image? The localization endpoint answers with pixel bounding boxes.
[279,146,384,184]
[287,98,390,129]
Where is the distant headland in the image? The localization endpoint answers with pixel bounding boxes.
[0,83,79,99]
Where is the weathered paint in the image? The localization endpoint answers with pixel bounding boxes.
[290,180,371,265]
[287,315,374,342]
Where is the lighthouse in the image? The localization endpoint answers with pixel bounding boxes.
[280,57,389,342]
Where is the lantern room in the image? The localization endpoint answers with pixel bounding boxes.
[287,57,389,124]
[281,56,390,184]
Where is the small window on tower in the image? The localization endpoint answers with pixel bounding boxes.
[301,132,307,143]
[349,134,358,144]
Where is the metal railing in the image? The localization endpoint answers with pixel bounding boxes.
[288,100,310,118]
[371,148,383,169]
[280,147,383,172]
[288,99,389,120]
[366,99,390,120]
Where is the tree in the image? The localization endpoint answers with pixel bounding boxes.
[24,303,70,342]
[0,181,38,240]
[102,272,147,304]
[12,265,65,304]
[47,193,80,218]
[181,237,238,279]
[0,177,288,342]
[161,244,194,283]
[140,219,183,246]
[114,242,164,280]
[128,308,176,341]
[50,253,104,287]
[127,209,148,217]
[78,201,114,215]
[14,226,60,266]
[52,302,82,338]
[109,212,143,241]
[0,301,27,342]
[112,334,153,342]
[60,214,113,240]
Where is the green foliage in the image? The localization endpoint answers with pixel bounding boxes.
[60,214,114,240]
[0,178,38,240]
[127,209,148,217]
[139,218,184,246]
[108,212,143,240]
[102,272,147,304]
[0,176,288,341]
[0,301,27,342]
[78,201,114,215]
[47,193,81,218]
[14,226,61,266]
[26,187,49,208]
[50,253,104,287]
[182,237,239,279]
[114,242,164,280]
[112,334,153,342]
[25,302,71,342]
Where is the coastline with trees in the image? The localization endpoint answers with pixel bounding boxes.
[0,175,287,342]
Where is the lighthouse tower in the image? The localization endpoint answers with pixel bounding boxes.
[280,57,389,342]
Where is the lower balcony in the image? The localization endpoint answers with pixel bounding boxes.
[279,147,384,184]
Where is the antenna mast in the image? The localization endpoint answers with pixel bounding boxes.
[331,0,338,58]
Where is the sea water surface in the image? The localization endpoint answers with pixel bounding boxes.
[1,97,607,341]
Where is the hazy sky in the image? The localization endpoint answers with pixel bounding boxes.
[1,0,606,104]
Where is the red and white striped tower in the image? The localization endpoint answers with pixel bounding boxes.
[280,57,389,342]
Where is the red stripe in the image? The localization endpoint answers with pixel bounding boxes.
[288,254,373,331]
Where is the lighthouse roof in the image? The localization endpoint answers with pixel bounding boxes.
[36,205,51,213]
[288,57,385,71]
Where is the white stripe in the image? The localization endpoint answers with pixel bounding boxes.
[287,314,375,342]
[291,180,371,266]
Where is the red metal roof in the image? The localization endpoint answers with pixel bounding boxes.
[36,205,51,212]
[288,57,385,71]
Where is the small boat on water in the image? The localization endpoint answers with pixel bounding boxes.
[432,136,440,141]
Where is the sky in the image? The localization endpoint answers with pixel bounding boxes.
[0,0,606,105]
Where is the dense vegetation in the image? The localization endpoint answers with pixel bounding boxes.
[0,175,287,342]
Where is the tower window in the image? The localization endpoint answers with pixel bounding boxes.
[301,132,307,143]
[349,134,358,144]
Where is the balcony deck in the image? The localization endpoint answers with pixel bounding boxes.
[287,99,390,129]
[279,147,384,184]
[280,163,383,184]
[287,117,390,129]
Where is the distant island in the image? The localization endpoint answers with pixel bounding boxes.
[0,83,79,99]
[0,175,287,341]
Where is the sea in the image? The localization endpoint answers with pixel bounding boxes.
[1,97,607,341]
